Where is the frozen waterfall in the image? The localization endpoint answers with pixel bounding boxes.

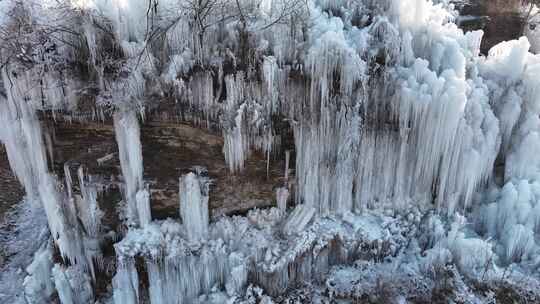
[1,0,540,302]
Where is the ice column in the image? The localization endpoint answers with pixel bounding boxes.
[0,74,50,201]
[114,110,151,227]
[0,71,83,264]
[113,258,140,304]
[276,187,289,214]
[75,166,104,279]
[55,264,94,304]
[284,150,291,182]
[222,78,250,173]
[23,242,55,304]
[76,167,103,240]
[221,73,275,174]
[179,172,210,240]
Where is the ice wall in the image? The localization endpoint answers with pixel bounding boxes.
[0,0,507,218]
[278,0,498,215]
[112,207,400,303]
[2,0,540,301]
[471,37,540,266]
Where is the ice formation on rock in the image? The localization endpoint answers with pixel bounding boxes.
[22,242,55,304]
[290,0,503,215]
[275,187,289,214]
[179,172,210,241]
[112,258,140,304]
[282,204,316,235]
[52,263,94,304]
[2,0,540,302]
[112,206,403,303]
[221,73,276,174]
[0,69,89,268]
[114,110,151,227]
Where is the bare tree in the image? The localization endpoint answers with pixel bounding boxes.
[521,0,540,35]
[0,0,82,70]
[137,0,307,68]
[232,0,307,68]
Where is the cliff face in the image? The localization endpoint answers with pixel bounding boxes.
[1,0,540,303]
[0,146,23,217]
[47,120,285,219]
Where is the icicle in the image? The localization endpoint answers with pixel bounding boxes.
[284,150,290,182]
[64,164,74,200]
[76,166,103,238]
[263,56,279,114]
[136,188,151,228]
[75,166,104,280]
[276,187,289,214]
[0,74,49,201]
[221,73,276,174]
[0,70,86,265]
[113,258,139,304]
[223,103,249,173]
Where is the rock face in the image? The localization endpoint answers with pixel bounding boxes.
[456,0,526,54]
[48,119,287,221]
[0,146,24,217]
